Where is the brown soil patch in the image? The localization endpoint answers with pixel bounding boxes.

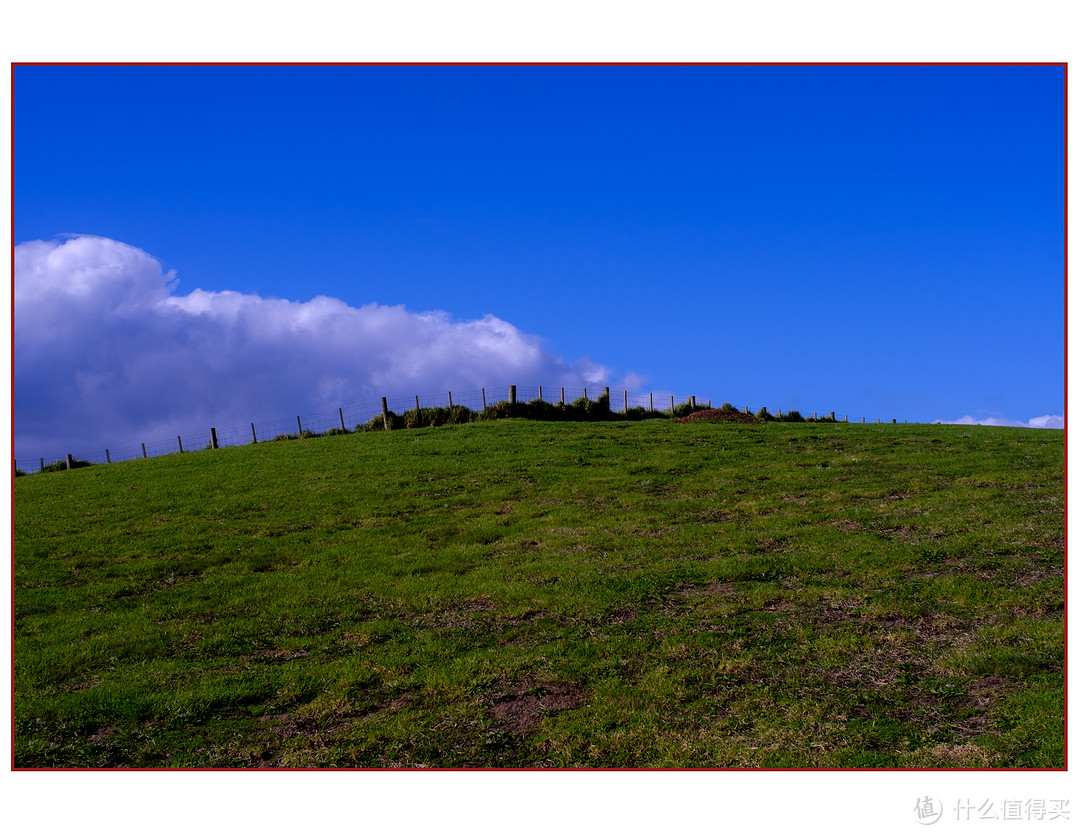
[677,409,762,425]
[921,743,1002,767]
[486,681,587,733]
[417,597,496,630]
[241,648,310,661]
[89,724,117,743]
[259,712,323,739]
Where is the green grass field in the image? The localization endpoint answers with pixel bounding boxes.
[13,418,1065,768]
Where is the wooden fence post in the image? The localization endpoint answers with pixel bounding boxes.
[415,395,421,413]
[670,395,675,414]
[509,385,517,405]
[690,396,696,410]
[65,453,73,470]
[539,385,543,401]
[381,397,390,431]
[210,428,219,449]
[40,458,44,473]
[106,449,111,463]
[624,390,628,413]
[339,408,346,431]
[482,388,487,410]
[448,392,453,408]
[142,443,148,459]
[830,412,835,421]
[178,436,184,453]
[297,416,303,436]
[604,386,610,402]
[251,423,258,443]
[560,387,565,405]
[649,393,654,412]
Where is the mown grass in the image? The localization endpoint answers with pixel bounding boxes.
[13,419,1064,768]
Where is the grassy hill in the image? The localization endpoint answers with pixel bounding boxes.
[12,418,1065,768]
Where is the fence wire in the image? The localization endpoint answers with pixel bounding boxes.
[14,386,876,475]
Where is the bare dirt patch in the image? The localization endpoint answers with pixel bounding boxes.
[608,606,638,625]
[416,597,496,630]
[679,580,739,599]
[240,648,310,661]
[486,680,587,734]
[89,724,117,743]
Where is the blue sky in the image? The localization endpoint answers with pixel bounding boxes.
[13,64,1065,461]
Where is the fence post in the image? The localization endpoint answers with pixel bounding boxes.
[448,392,453,408]
[584,387,587,401]
[106,449,111,463]
[339,408,346,431]
[830,412,835,421]
[415,395,421,413]
[649,393,654,412]
[560,387,565,405]
[142,443,148,459]
[690,396,696,410]
[251,423,258,443]
[539,385,543,402]
[604,386,610,403]
[297,416,303,436]
[381,397,390,431]
[210,428,219,449]
[65,453,73,470]
[40,458,44,474]
[178,436,184,453]
[509,385,517,405]
[482,388,487,410]
[670,395,675,414]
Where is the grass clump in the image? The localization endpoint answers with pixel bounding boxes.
[39,458,94,473]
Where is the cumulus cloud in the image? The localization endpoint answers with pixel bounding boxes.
[942,414,1065,429]
[14,236,631,460]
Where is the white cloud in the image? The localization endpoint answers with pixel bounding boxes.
[1026,414,1066,429]
[14,236,631,460]
[942,414,1064,429]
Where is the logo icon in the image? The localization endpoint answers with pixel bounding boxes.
[914,796,943,825]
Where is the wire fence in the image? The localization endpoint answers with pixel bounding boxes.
[13,384,896,475]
